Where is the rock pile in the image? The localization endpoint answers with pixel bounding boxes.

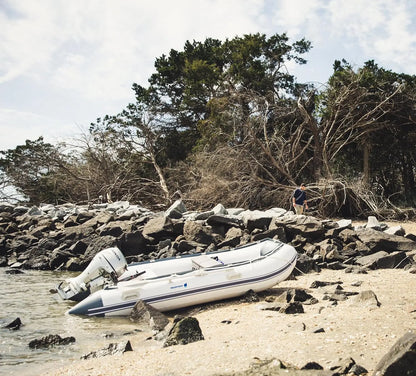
[0,200,415,273]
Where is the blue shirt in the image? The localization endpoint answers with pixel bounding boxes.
[293,188,306,205]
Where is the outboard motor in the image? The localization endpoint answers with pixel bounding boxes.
[56,247,127,302]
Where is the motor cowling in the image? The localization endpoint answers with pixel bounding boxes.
[56,247,127,301]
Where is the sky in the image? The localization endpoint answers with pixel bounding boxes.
[1,0,416,151]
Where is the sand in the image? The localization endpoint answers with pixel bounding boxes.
[43,221,416,376]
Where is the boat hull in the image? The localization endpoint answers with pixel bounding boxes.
[67,239,297,317]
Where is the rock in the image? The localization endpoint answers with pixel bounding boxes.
[366,215,382,229]
[0,203,14,213]
[165,199,187,219]
[275,215,325,240]
[163,316,204,347]
[373,329,416,376]
[130,300,170,331]
[214,357,334,376]
[212,203,227,215]
[217,227,243,248]
[241,210,274,232]
[251,227,286,242]
[384,225,406,236]
[68,240,88,255]
[81,340,132,359]
[183,220,214,245]
[276,289,315,303]
[82,236,118,262]
[97,220,131,237]
[49,247,74,269]
[206,214,243,229]
[28,334,75,348]
[117,231,146,256]
[27,206,42,216]
[352,290,381,307]
[355,228,416,252]
[355,250,408,269]
[5,269,24,274]
[279,301,304,314]
[3,317,22,330]
[336,218,352,229]
[240,289,259,302]
[301,361,323,370]
[310,280,342,288]
[143,216,175,239]
[330,357,367,375]
[295,253,319,274]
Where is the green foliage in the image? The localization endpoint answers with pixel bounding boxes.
[0,137,67,204]
[133,33,311,153]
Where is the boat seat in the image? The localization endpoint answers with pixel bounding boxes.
[192,255,223,270]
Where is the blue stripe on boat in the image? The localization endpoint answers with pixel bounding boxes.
[85,253,296,316]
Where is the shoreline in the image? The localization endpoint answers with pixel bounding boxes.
[43,266,416,376]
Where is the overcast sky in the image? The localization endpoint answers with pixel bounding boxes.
[1,0,416,151]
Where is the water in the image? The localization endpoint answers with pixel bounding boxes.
[0,268,145,375]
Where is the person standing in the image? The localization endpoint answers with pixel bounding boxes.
[292,183,308,215]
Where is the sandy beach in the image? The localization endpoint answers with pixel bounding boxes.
[43,262,416,376]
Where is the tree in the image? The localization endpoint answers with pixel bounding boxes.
[133,33,312,156]
[0,138,68,204]
[89,104,172,205]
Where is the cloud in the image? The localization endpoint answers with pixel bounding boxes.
[0,107,75,151]
[1,0,266,102]
[1,0,416,151]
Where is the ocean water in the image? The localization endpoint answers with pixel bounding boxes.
[0,268,143,375]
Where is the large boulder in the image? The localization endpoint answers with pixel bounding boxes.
[275,215,325,240]
[355,228,416,252]
[240,210,275,232]
[373,330,416,375]
[183,220,215,245]
[355,250,408,269]
[142,216,175,239]
[130,300,169,331]
[163,316,204,347]
[165,199,187,219]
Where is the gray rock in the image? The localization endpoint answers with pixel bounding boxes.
[130,300,170,331]
[275,215,325,239]
[27,206,42,216]
[355,251,408,269]
[163,316,204,347]
[352,290,381,307]
[276,289,315,303]
[279,301,304,314]
[355,228,416,252]
[28,334,75,348]
[206,214,243,228]
[210,203,226,215]
[226,208,245,216]
[373,330,416,376]
[241,210,274,232]
[384,225,406,236]
[366,215,381,229]
[183,220,214,245]
[81,340,132,359]
[3,317,22,330]
[142,216,175,238]
[165,199,187,219]
[336,219,352,229]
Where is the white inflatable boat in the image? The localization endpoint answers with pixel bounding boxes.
[65,238,297,317]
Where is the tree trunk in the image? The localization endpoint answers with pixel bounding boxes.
[362,137,371,187]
